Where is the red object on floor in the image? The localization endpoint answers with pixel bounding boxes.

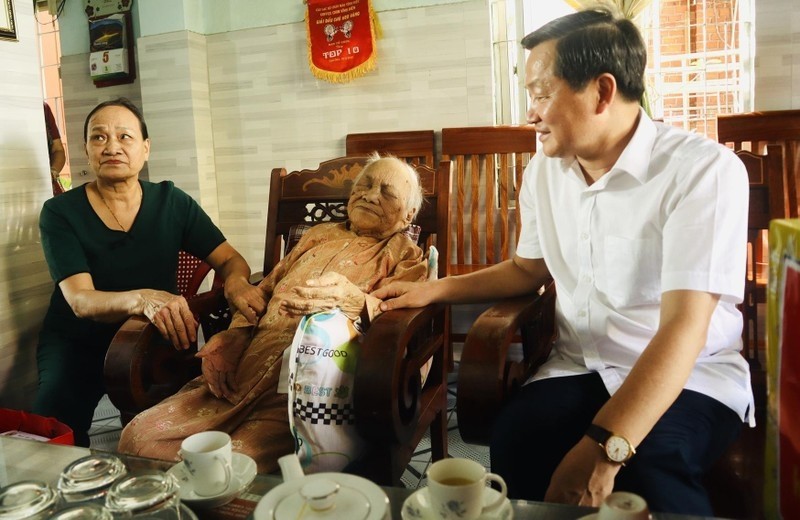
[0,408,74,445]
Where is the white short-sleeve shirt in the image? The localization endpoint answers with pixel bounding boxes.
[516,109,753,424]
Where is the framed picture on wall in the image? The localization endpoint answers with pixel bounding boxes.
[0,0,17,42]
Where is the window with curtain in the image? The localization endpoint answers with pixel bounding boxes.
[492,0,754,139]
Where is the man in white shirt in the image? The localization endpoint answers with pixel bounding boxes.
[372,7,751,515]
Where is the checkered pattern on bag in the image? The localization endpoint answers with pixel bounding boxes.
[293,398,356,425]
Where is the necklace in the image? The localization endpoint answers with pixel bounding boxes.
[96,183,141,232]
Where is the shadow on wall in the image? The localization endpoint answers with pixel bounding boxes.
[0,142,55,410]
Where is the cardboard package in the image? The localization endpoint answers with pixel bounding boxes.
[765,219,800,519]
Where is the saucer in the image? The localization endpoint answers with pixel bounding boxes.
[167,452,257,509]
[253,472,389,520]
[401,487,513,520]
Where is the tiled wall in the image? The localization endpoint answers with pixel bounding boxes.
[136,1,493,271]
[138,31,220,223]
[755,0,800,110]
[0,1,54,409]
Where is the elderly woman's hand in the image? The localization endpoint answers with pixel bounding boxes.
[224,277,268,324]
[279,272,366,320]
[140,289,198,350]
[196,328,251,399]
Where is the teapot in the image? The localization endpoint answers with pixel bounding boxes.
[253,454,390,520]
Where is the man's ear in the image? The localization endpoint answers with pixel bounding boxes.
[596,73,617,114]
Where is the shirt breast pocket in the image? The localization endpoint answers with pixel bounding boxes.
[602,236,662,308]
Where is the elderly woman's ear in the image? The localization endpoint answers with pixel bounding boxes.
[404,209,417,226]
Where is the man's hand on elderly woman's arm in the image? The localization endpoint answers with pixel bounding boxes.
[196,328,251,399]
[278,272,367,321]
[371,280,434,311]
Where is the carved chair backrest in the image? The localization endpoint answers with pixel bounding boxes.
[265,156,451,277]
[440,126,537,274]
[736,145,788,365]
[345,130,436,167]
[718,110,800,218]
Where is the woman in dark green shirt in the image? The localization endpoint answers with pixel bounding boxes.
[34,98,267,446]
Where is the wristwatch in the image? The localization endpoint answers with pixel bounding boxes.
[586,424,636,465]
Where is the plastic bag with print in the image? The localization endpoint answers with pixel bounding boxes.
[287,308,365,474]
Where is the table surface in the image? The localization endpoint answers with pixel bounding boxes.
[0,436,726,520]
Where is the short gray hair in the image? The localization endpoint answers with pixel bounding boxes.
[354,152,425,220]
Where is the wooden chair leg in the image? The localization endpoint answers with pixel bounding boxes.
[429,405,448,463]
[705,365,767,520]
[445,306,455,373]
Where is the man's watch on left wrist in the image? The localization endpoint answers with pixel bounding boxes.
[586,424,636,465]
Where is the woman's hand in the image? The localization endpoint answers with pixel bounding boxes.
[206,241,268,324]
[279,272,366,320]
[139,289,198,350]
[196,328,251,399]
[224,276,268,324]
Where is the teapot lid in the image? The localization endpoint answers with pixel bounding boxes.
[254,473,388,520]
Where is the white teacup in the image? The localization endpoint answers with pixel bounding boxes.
[426,458,507,520]
[598,491,651,520]
[179,431,233,497]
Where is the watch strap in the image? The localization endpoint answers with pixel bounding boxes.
[585,423,612,445]
[585,423,634,464]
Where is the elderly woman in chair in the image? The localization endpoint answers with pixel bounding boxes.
[118,154,428,472]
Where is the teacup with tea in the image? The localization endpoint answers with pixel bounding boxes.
[426,457,507,520]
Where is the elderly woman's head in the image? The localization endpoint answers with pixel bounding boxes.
[347,154,424,239]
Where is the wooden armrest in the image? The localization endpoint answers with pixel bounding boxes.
[353,303,447,445]
[104,288,231,425]
[457,281,556,445]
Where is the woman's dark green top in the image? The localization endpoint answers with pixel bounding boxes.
[38,180,225,344]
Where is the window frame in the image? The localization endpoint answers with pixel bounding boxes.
[493,0,754,137]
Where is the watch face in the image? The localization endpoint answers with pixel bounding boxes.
[605,435,632,462]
